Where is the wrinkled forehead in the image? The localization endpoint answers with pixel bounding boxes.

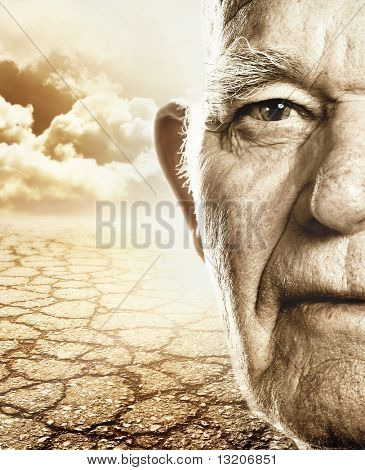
[204,0,255,55]
[206,0,254,25]
[205,0,365,69]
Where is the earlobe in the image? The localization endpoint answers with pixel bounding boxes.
[154,101,203,260]
[154,101,188,202]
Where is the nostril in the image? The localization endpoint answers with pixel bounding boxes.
[308,155,365,235]
[311,181,365,235]
[293,169,365,235]
[293,184,339,235]
[295,208,336,235]
[305,216,337,235]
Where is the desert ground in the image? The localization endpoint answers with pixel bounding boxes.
[0,222,296,449]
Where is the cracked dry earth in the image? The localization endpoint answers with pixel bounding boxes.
[0,223,296,450]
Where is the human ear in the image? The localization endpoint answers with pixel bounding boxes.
[154,101,203,260]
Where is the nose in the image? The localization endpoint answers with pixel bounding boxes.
[294,102,365,235]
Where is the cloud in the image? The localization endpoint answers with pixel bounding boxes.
[0,0,204,104]
[0,95,34,144]
[0,92,160,212]
[0,60,74,135]
[39,93,157,164]
[0,0,204,213]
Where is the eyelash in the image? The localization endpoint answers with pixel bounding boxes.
[233,99,315,122]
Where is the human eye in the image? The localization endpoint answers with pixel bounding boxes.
[227,96,318,145]
[235,98,314,123]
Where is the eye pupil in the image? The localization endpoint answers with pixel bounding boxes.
[259,100,291,121]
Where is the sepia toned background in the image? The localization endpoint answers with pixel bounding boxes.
[0,0,296,449]
[0,0,205,215]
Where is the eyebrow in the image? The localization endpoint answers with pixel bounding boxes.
[205,40,312,116]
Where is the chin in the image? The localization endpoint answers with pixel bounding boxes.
[249,311,365,449]
[254,374,365,449]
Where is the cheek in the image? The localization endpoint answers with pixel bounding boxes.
[195,134,314,381]
[198,133,303,260]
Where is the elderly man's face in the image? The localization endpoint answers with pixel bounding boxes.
[156,0,365,448]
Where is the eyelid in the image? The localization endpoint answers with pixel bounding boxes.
[236,99,315,121]
[232,84,323,118]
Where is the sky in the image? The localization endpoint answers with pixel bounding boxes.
[0,0,205,214]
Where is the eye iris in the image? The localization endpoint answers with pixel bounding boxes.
[259,101,291,121]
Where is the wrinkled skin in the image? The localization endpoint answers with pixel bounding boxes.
[156,0,365,448]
